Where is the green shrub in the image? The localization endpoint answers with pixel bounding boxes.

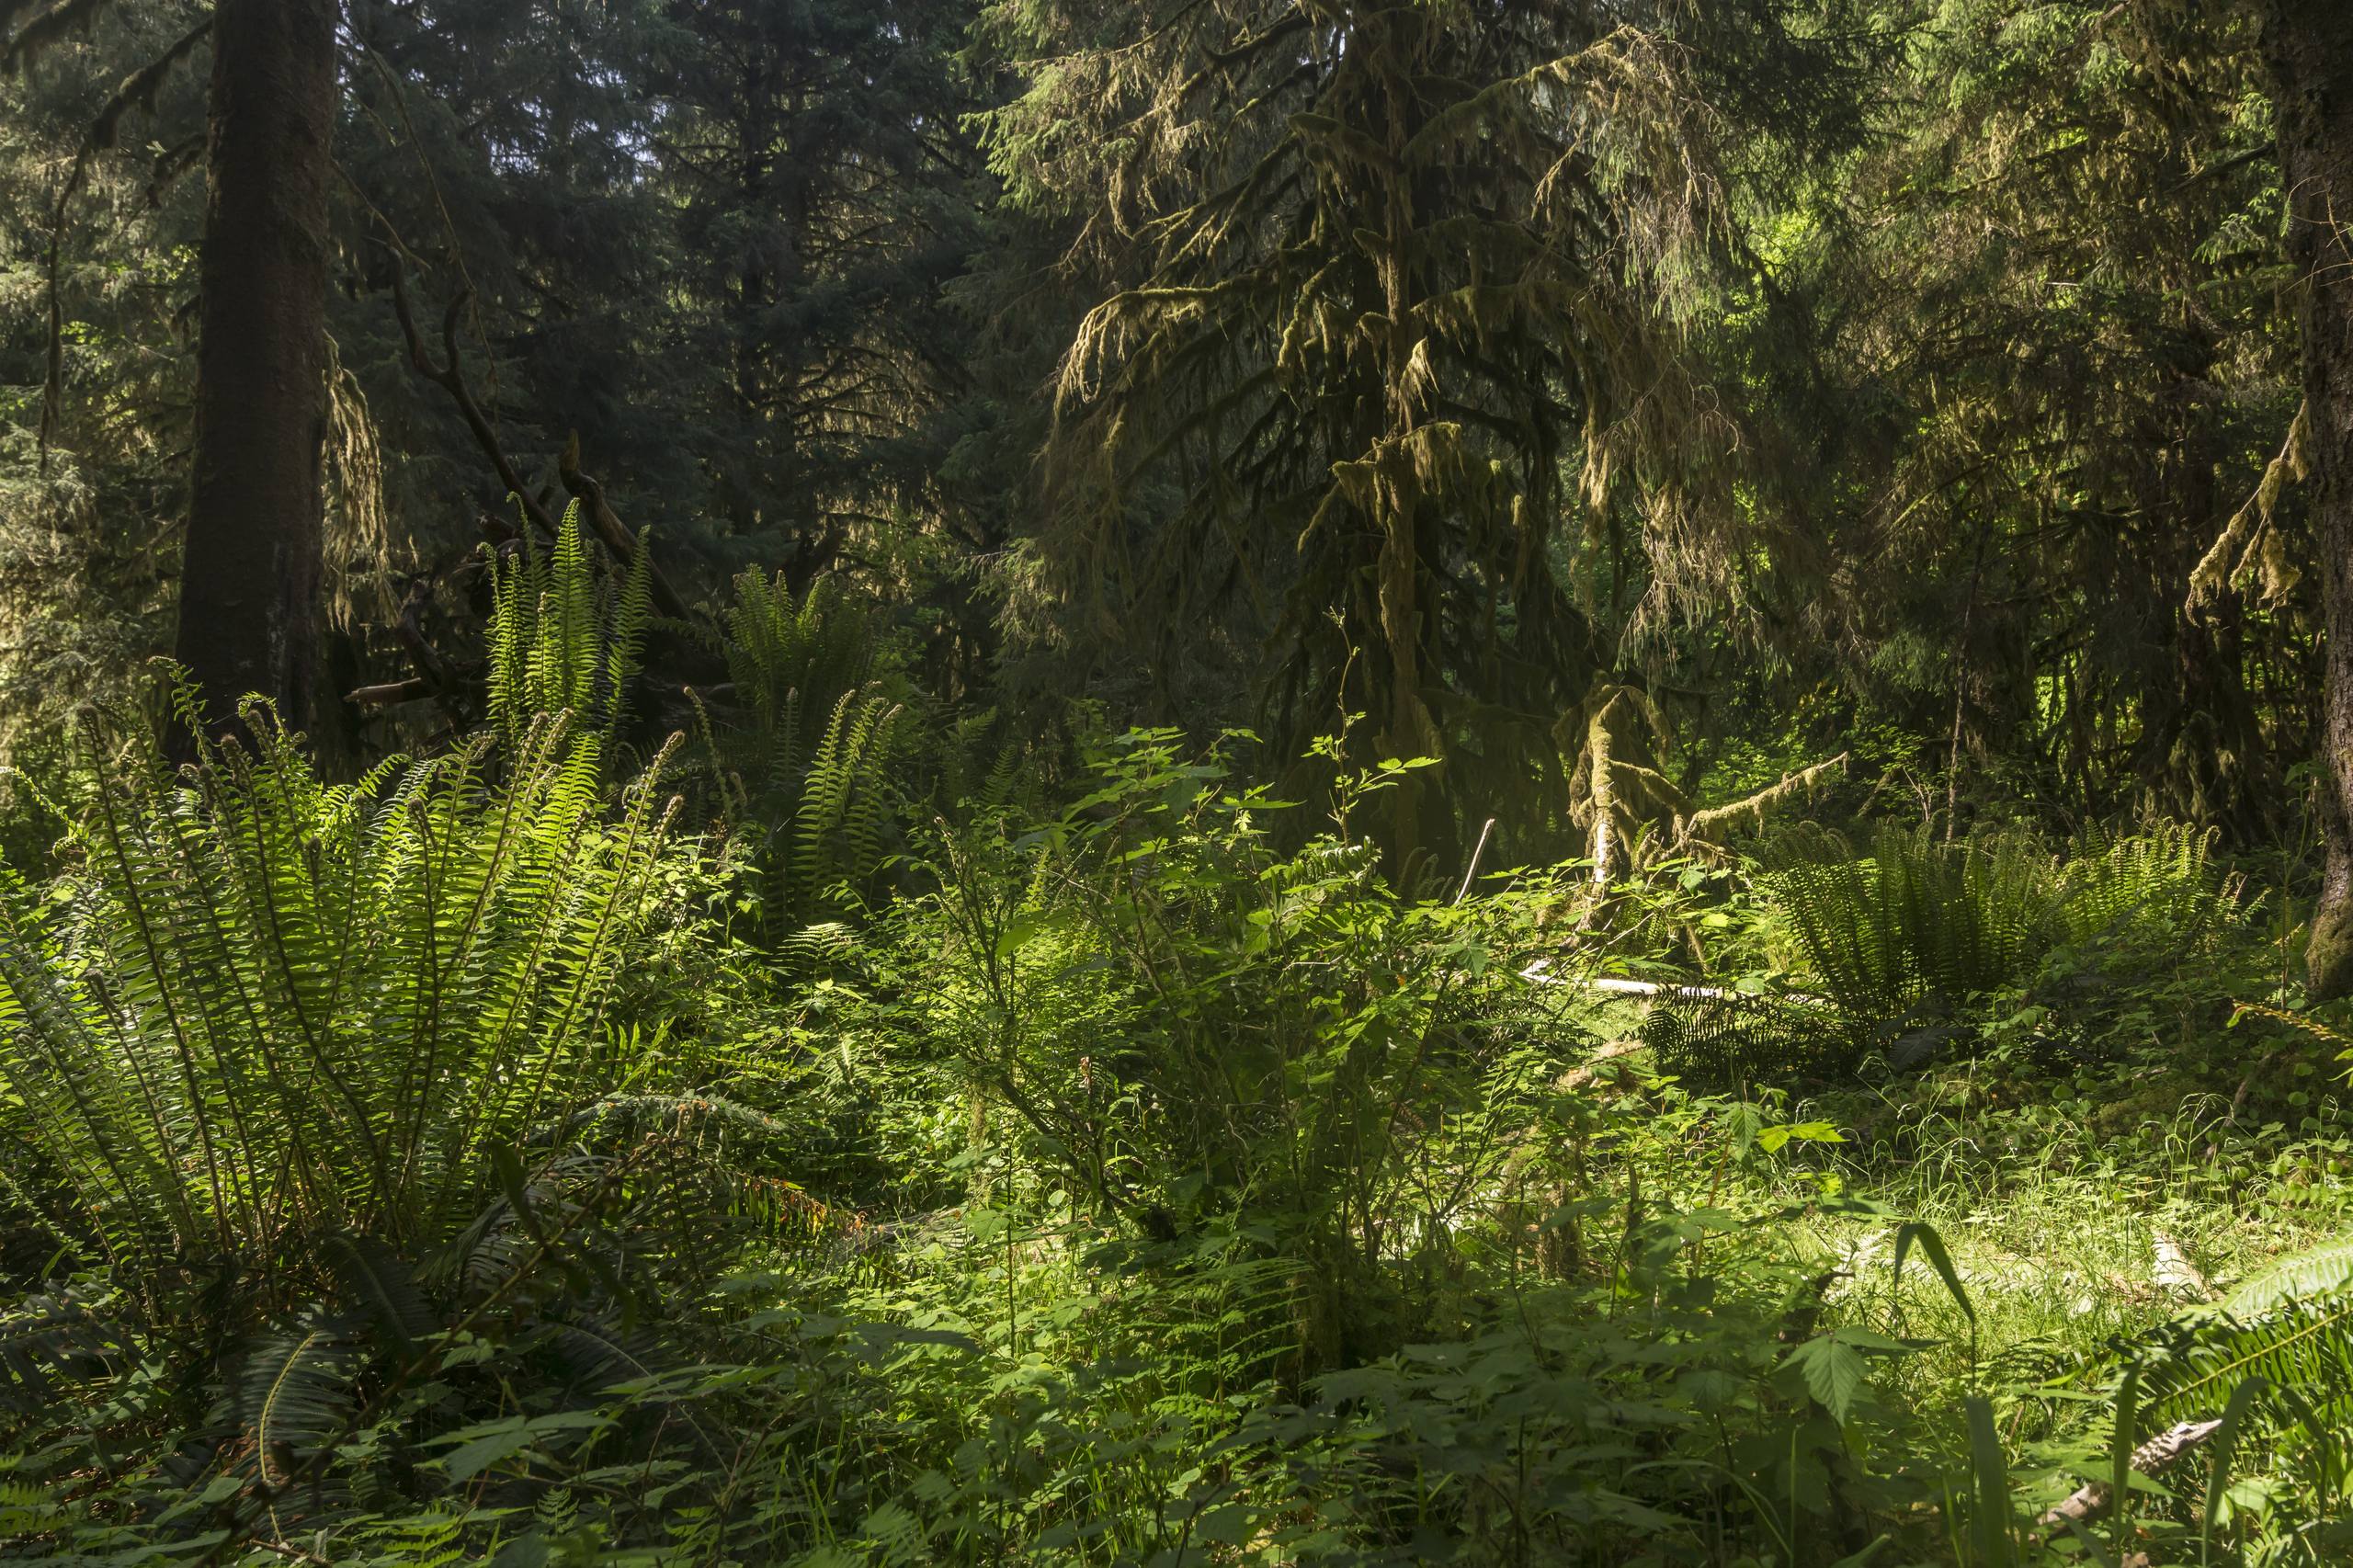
[905,730,1587,1369]
[1649,823,2258,1087]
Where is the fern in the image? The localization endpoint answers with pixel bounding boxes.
[1762,821,2242,1041]
[484,500,654,759]
[241,1317,358,1486]
[0,1289,126,1410]
[0,687,687,1327]
[1642,990,1865,1089]
[721,572,874,730]
[316,1232,437,1358]
[2225,1239,2353,1316]
[2059,820,2242,954]
[688,573,907,937]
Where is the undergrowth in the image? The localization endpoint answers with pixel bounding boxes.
[0,682,2348,1564]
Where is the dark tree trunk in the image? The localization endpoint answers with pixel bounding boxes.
[175,0,336,741]
[2262,2,2353,997]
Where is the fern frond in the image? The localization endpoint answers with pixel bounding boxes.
[0,691,685,1327]
[236,1315,359,1492]
[2097,1231,2353,1502]
[483,502,651,765]
[316,1233,437,1358]
[0,1289,129,1409]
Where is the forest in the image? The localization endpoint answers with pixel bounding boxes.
[5,0,2353,1562]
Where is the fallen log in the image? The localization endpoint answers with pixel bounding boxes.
[1518,962,1826,1008]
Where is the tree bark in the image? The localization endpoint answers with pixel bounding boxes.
[175,0,336,742]
[2260,0,2353,997]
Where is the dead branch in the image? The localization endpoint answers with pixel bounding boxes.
[1519,963,1830,1008]
[1453,816,1496,904]
[345,562,478,730]
[557,432,690,620]
[387,261,559,540]
[346,677,433,709]
[387,259,688,621]
[2035,1418,2225,1540]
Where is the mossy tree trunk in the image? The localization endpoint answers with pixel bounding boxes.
[2259,0,2353,997]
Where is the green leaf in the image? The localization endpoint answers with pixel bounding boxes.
[1894,1220,1975,1324]
[1965,1395,2017,1567]
[2202,1376,2267,1556]
[434,1411,614,1483]
[1783,1332,1869,1424]
[2109,1363,2139,1558]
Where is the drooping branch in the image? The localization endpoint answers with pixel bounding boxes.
[1680,754,1851,845]
[2188,400,2307,615]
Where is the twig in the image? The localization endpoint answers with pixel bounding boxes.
[1453,817,1495,904]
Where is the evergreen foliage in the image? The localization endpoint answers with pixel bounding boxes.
[1779,0,2304,833]
[974,0,1877,855]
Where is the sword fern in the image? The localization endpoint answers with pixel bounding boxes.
[0,689,685,1330]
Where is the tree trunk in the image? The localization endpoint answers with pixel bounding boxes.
[175,0,336,742]
[2261,1,2353,997]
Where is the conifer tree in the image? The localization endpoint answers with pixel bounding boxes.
[976,0,1868,864]
[653,0,984,583]
[1786,0,2303,835]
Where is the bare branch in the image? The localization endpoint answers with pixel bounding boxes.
[556,433,690,621]
[386,258,558,540]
